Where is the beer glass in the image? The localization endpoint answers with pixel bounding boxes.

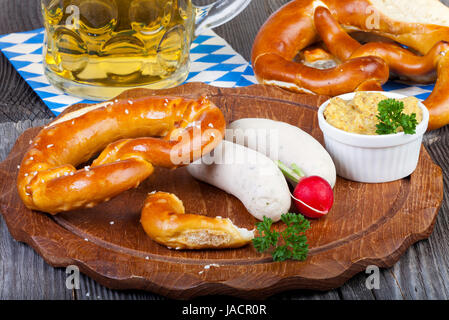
[41,0,252,100]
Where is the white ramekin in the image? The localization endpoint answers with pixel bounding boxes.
[317,91,429,183]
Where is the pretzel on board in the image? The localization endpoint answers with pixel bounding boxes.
[16,96,253,249]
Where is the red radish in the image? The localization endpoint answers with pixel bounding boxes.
[292,176,334,218]
[277,161,334,219]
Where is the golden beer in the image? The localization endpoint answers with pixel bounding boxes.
[41,0,252,100]
[42,0,195,100]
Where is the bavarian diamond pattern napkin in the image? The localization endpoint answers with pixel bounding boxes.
[0,28,436,116]
[0,28,252,115]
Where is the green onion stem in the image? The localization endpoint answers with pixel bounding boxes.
[277,160,301,183]
[291,163,305,178]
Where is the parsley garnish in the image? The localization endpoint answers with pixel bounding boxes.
[375,98,418,135]
[252,213,310,262]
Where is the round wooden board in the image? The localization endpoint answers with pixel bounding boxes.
[0,83,443,299]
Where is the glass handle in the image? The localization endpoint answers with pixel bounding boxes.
[194,0,252,36]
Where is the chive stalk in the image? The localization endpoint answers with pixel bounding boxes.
[291,163,305,178]
[277,160,305,183]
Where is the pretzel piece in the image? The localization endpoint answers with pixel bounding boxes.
[17,96,226,214]
[255,53,388,95]
[252,0,389,95]
[301,47,335,64]
[140,192,254,250]
[314,6,448,81]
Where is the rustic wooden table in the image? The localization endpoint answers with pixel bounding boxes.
[1,0,449,300]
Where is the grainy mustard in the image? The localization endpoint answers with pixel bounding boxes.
[324,92,423,135]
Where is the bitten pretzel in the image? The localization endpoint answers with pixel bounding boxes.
[252,0,449,130]
[16,96,254,249]
[141,192,254,249]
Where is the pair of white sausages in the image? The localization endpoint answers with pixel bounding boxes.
[187,119,336,222]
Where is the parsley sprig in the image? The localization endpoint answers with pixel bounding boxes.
[376,99,418,135]
[252,213,310,262]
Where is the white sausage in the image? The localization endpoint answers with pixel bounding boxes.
[228,118,336,188]
[187,140,291,222]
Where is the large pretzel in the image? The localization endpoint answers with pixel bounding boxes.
[252,0,449,130]
[16,96,252,249]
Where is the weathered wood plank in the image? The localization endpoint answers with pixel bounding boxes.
[0,0,53,124]
[75,274,166,300]
[386,127,449,300]
[270,289,341,300]
[212,0,290,62]
[1,0,449,300]
[0,119,72,300]
[0,120,48,160]
[337,274,377,300]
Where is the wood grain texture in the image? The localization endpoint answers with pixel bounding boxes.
[0,83,443,299]
[0,119,73,300]
[2,111,449,301]
[1,0,449,301]
[0,0,53,123]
